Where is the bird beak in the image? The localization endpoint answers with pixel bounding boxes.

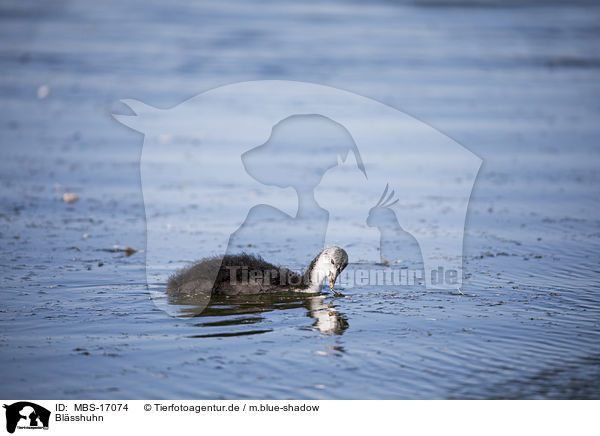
[328,271,337,291]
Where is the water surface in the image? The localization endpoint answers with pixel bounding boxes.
[0,0,599,399]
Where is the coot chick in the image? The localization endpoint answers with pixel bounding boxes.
[167,246,348,296]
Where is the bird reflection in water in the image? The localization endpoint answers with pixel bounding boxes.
[166,292,349,336]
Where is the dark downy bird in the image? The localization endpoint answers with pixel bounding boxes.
[167,246,348,296]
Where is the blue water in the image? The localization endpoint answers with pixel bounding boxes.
[1,0,599,399]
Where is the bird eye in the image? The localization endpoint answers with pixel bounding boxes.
[331,259,335,264]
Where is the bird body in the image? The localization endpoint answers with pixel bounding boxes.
[167,247,348,296]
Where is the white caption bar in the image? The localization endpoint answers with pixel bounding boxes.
[1,400,597,436]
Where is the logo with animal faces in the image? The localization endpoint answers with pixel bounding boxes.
[114,80,481,315]
[3,402,50,434]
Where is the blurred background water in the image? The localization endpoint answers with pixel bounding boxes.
[0,0,599,399]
